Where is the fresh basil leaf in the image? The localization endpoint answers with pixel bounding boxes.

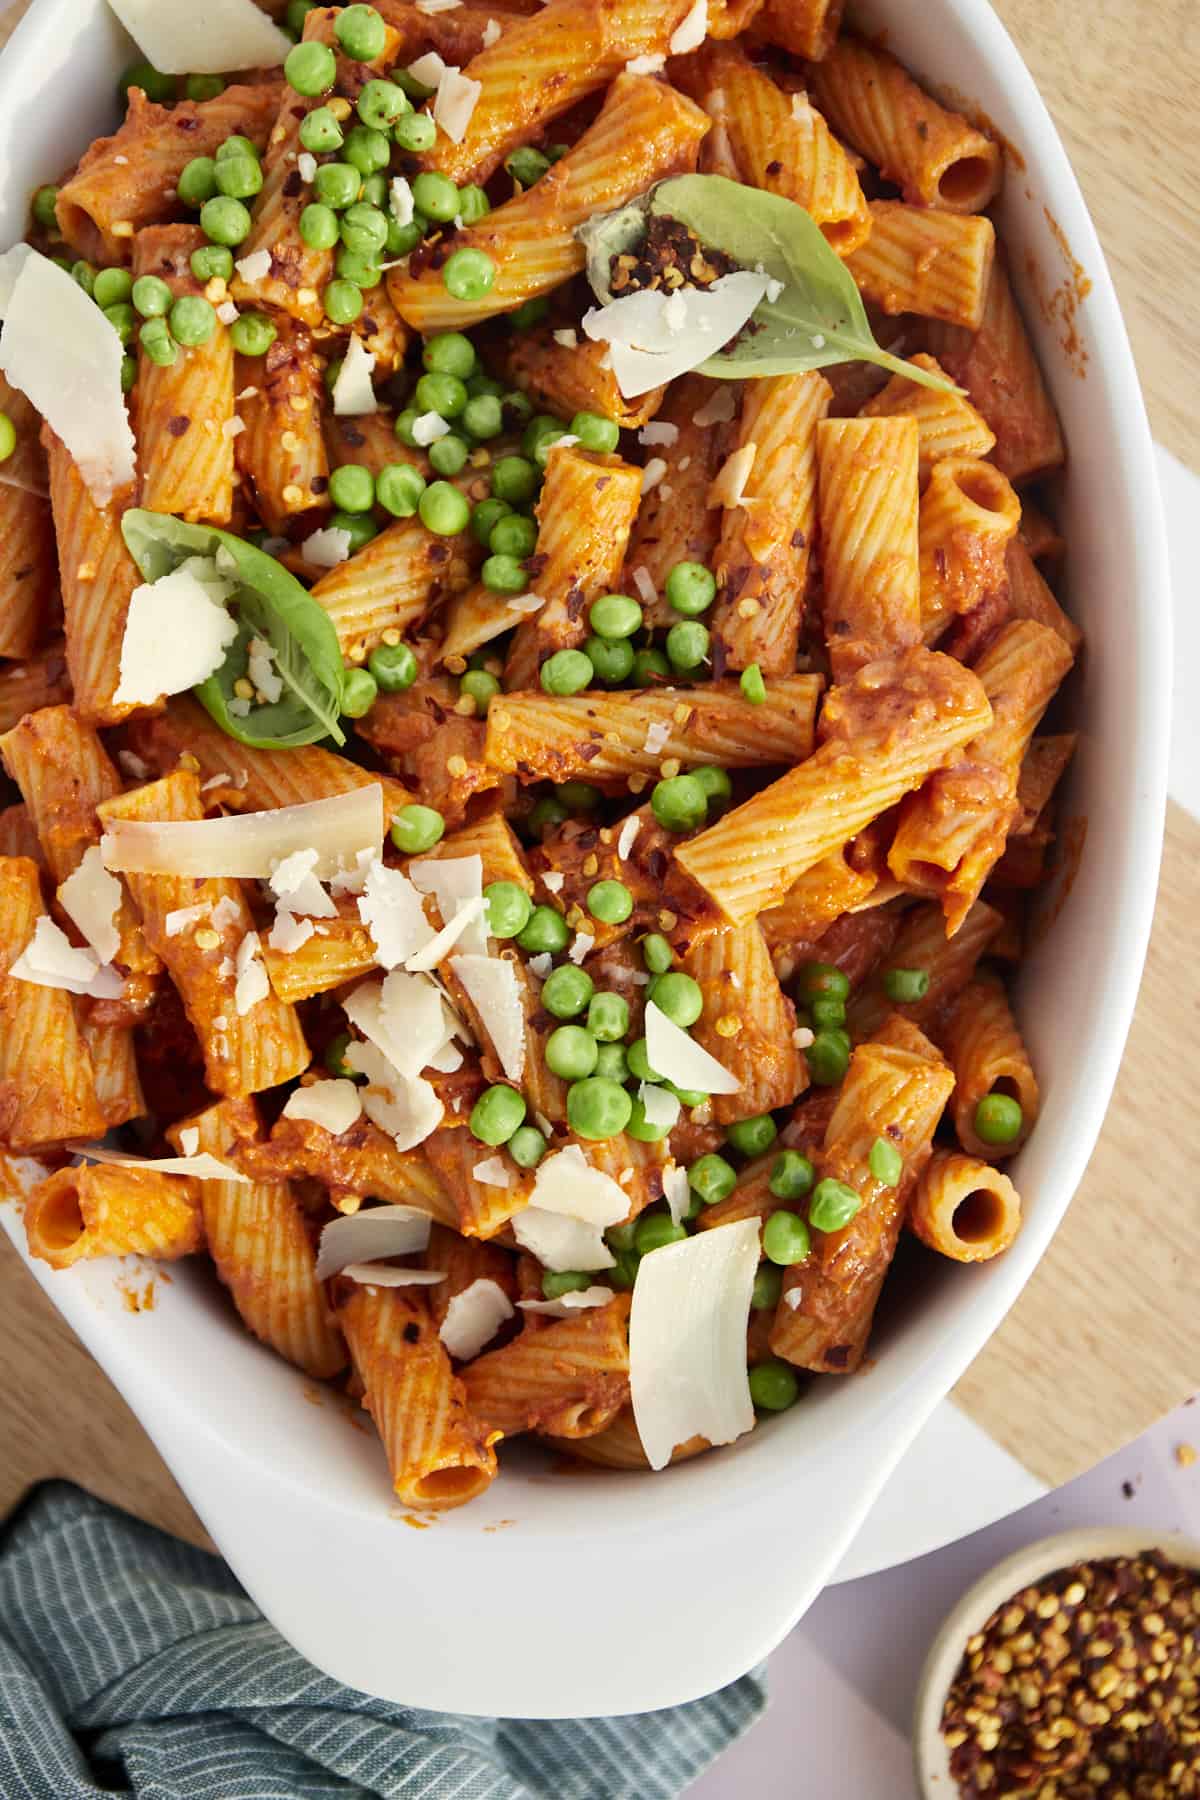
[121,509,348,749]
[579,174,958,395]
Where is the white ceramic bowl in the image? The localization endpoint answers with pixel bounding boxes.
[913,1529,1200,1795]
[0,0,1171,1718]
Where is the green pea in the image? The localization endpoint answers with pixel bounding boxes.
[120,61,175,104]
[545,1024,598,1081]
[355,77,406,131]
[341,200,388,260]
[566,1076,632,1141]
[509,295,549,329]
[475,554,524,603]
[769,1151,815,1202]
[102,302,135,346]
[587,880,633,926]
[460,669,500,712]
[634,1212,687,1254]
[749,1359,800,1412]
[741,663,767,705]
[666,620,710,672]
[489,513,537,558]
[468,372,506,400]
[411,171,461,224]
[286,39,336,96]
[428,434,468,477]
[883,966,931,1004]
[300,105,344,154]
[391,804,446,854]
[589,593,641,639]
[469,1082,527,1146]
[415,332,471,382]
[807,1028,851,1087]
[394,109,437,153]
[542,964,594,1020]
[215,154,262,200]
[528,797,567,840]
[869,1135,903,1187]
[229,312,277,356]
[70,261,97,298]
[799,962,850,1004]
[178,156,217,207]
[631,647,671,687]
[762,1209,811,1266]
[665,560,716,617]
[508,1124,547,1169]
[594,1041,629,1083]
[751,1264,783,1311]
[809,1178,862,1234]
[31,185,59,231]
[139,317,178,367]
[0,413,15,463]
[184,73,225,101]
[394,66,435,101]
[491,455,539,504]
[689,1153,737,1206]
[323,279,363,324]
[417,478,468,537]
[443,247,495,302]
[201,195,252,246]
[327,464,374,514]
[479,881,530,942]
[586,635,634,683]
[120,354,137,392]
[394,410,422,448]
[414,371,466,419]
[458,392,500,441]
[651,773,707,834]
[457,186,490,225]
[330,510,378,553]
[90,268,132,312]
[727,1114,778,1158]
[340,666,378,718]
[626,1095,671,1143]
[131,275,171,318]
[315,162,360,211]
[541,649,593,695]
[162,293,213,348]
[336,1,388,58]
[651,971,703,1029]
[529,425,571,468]
[570,411,620,455]
[974,1092,1024,1146]
[810,995,846,1031]
[632,939,667,980]
[216,136,259,165]
[542,1269,592,1300]
[584,991,628,1044]
[691,768,732,817]
[287,0,318,30]
[335,248,381,293]
[363,645,416,700]
[557,785,601,817]
[190,244,234,283]
[505,146,551,189]
[324,1030,362,1080]
[517,904,570,955]
[626,1037,663,1085]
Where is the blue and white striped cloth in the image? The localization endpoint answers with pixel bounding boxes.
[0,1484,766,1798]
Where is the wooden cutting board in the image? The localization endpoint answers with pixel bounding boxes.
[0,0,1195,1546]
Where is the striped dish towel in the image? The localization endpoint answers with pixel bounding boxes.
[0,1483,766,1799]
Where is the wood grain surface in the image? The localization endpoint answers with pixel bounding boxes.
[0,0,1196,1534]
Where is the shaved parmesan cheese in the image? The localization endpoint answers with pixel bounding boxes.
[417,0,463,11]
[283,1079,363,1138]
[302,526,353,569]
[57,845,121,964]
[641,457,668,494]
[390,176,414,227]
[540,871,565,895]
[645,999,740,1095]
[553,328,579,349]
[692,385,738,427]
[582,271,768,398]
[0,243,33,320]
[80,1143,248,1182]
[434,67,482,144]
[451,953,525,1084]
[164,903,210,937]
[234,930,268,1014]
[631,565,656,606]
[178,1128,200,1156]
[626,52,665,74]
[530,1144,628,1226]
[268,910,314,953]
[638,420,679,448]
[297,152,318,184]
[639,1083,681,1132]
[404,894,487,973]
[662,1161,691,1226]
[412,411,451,446]
[481,16,501,46]
[708,442,758,511]
[247,635,283,704]
[472,1156,511,1187]
[0,251,134,507]
[356,860,432,969]
[790,91,815,132]
[669,0,707,54]
[630,1219,759,1468]
[10,916,123,999]
[211,895,241,933]
[102,785,385,880]
[568,933,594,965]
[104,0,290,72]
[332,333,377,418]
[408,51,447,86]
[217,302,240,327]
[528,952,553,980]
[617,813,641,859]
[340,1264,446,1288]
[235,248,272,286]
[269,848,336,919]
[345,1039,444,1150]
[315,1203,434,1280]
[644,719,671,754]
[511,1208,615,1273]
[518,1287,614,1317]
[439,1278,513,1359]
[410,855,487,956]
[113,556,237,708]
[344,971,454,1079]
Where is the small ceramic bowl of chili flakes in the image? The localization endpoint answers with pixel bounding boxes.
[913,1528,1200,1798]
